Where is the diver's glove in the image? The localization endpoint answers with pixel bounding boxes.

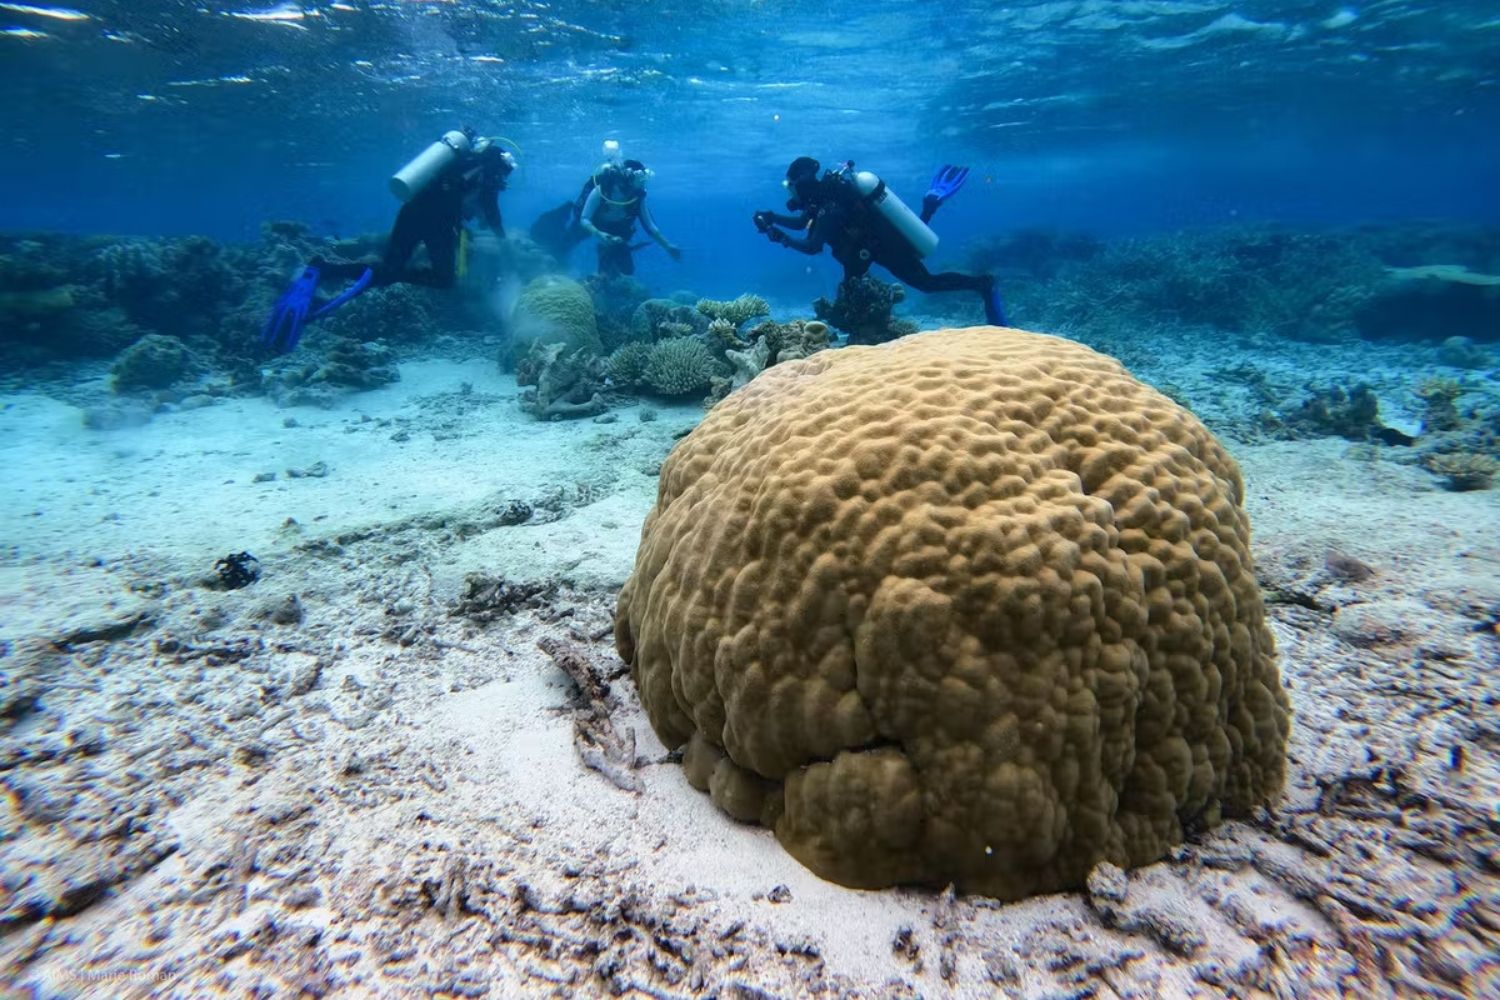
[765,227,788,245]
[666,244,683,262]
[752,210,773,233]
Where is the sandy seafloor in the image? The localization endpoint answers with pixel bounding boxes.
[1,323,1497,999]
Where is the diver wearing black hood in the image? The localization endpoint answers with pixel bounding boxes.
[754,157,1005,325]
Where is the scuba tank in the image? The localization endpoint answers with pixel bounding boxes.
[838,163,939,257]
[389,130,471,202]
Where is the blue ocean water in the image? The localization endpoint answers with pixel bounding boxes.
[3,5,1500,996]
[2,0,1497,298]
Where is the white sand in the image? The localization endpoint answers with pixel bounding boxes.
[1,344,1496,998]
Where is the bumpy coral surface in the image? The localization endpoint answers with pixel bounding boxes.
[615,327,1290,900]
[511,275,601,358]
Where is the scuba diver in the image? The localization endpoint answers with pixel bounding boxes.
[753,158,1006,326]
[262,127,516,354]
[529,141,682,276]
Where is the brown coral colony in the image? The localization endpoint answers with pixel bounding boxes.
[615,327,1291,900]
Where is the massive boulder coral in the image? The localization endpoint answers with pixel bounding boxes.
[509,275,601,362]
[615,327,1289,900]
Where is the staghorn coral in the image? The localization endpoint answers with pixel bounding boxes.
[615,327,1289,900]
[815,275,918,346]
[606,341,653,390]
[696,294,771,329]
[642,337,722,397]
[508,275,601,366]
[1420,451,1497,491]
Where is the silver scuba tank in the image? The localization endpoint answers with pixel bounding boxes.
[389,130,471,202]
[850,169,939,257]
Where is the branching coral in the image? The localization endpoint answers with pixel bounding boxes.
[1420,451,1497,491]
[815,275,918,345]
[696,294,770,329]
[1281,384,1384,441]
[643,337,722,397]
[606,341,653,390]
[617,327,1290,900]
[1414,377,1464,433]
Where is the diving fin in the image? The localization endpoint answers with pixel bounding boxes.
[922,164,971,221]
[310,267,374,321]
[262,265,321,355]
[529,200,588,260]
[927,164,970,203]
[982,276,1007,327]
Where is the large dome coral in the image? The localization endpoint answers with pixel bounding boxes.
[615,327,1290,900]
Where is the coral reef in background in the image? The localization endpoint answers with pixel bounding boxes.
[631,298,709,342]
[1361,265,1500,344]
[1407,378,1500,491]
[814,275,918,345]
[583,274,651,352]
[111,334,193,392]
[616,327,1289,900]
[260,337,400,407]
[966,223,1500,347]
[320,285,434,346]
[1437,336,1492,370]
[1035,229,1386,344]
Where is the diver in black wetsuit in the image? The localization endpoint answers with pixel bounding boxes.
[316,130,515,290]
[262,128,516,355]
[753,156,1005,325]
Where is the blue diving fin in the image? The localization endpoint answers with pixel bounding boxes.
[310,266,374,321]
[925,164,970,207]
[262,266,321,355]
[982,276,1007,327]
